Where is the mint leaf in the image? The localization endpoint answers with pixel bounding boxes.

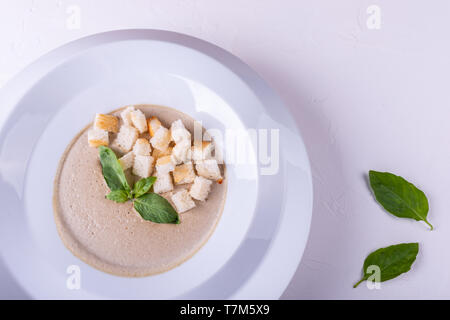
[354,243,419,288]
[106,190,129,203]
[98,146,131,195]
[133,177,156,198]
[369,170,432,230]
[98,147,178,224]
[133,193,179,224]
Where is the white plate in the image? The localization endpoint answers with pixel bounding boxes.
[0,29,312,299]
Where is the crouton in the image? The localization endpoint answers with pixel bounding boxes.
[88,128,109,147]
[171,189,196,213]
[155,155,175,174]
[132,155,154,178]
[114,125,139,153]
[150,126,171,151]
[170,119,191,143]
[109,140,122,155]
[130,109,148,134]
[133,138,151,156]
[118,151,135,170]
[192,141,214,162]
[190,176,213,201]
[153,172,174,194]
[147,116,161,137]
[195,159,222,181]
[152,146,173,159]
[94,114,119,133]
[173,162,196,185]
[171,141,192,165]
[120,106,135,126]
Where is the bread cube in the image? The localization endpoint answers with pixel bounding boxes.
[171,189,196,213]
[120,106,135,126]
[155,155,175,174]
[173,162,196,185]
[152,146,173,159]
[94,114,119,133]
[171,141,192,165]
[195,159,222,181]
[88,128,109,147]
[192,141,214,162]
[147,116,161,137]
[118,151,135,170]
[170,119,191,144]
[133,138,151,156]
[109,140,123,155]
[150,126,171,151]
[190,176,213,201]
[132,155,154,178]
[153,172,174,194]
[114,125,139,153]
[130,109,148,134]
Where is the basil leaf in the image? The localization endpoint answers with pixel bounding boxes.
[106,190,129,203]
[133,177,157,198]
[133,193,180,224]
[98,146,131,194]
[354,243,419,288]
[369,170,433,230]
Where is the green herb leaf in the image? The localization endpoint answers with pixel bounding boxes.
[369,170,432,230]
[133,177,157,198]
[133,193,180,224]
[354,243,419,288]
[106,190,129,203]
[98,146,131,195]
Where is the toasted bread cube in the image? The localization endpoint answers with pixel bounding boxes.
[133,138,151,156]
[147,116,162,137]
[114,125,139,153]
[132,155,154,178]
[150,126,171,151]
[190,176,213,201]
[173,162,196,185]
[153,172,174,194]
[195,159,222,181]
[109,140,123,155]
[170,119,191,144]
[155,155,175,174]
[171,141,192,165]
[152,146,173,159]
[130,109,148,134]
[192,141,214,162]
[94,114,119,133]
[120,106,135,126]
[118,151,135,170]
[88,128,109,147]
[171,189,196,213]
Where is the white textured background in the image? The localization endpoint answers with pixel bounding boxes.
[1,0,450,299]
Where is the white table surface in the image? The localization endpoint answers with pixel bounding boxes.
[1,0,449,300]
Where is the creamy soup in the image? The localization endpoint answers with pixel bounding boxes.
[53,105,226,277]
